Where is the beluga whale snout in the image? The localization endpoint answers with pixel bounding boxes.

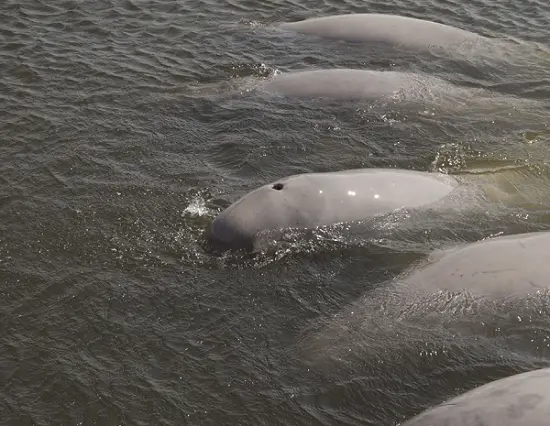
[204,168,459,251]
[204,179,294,251]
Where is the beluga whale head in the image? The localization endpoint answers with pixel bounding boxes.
[204,175,326,251]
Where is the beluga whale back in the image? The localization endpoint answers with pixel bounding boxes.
[402,368,550,426]
[401,230,550,298]
[260,68,450,101]
[279,13,487,51]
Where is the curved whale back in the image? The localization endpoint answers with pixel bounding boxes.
[205,168,458,250]
[279,13,485,49]
[402,231,550,298]
[402,368,550,426]
[261,69,428,101]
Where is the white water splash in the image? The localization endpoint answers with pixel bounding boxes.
[183,197,209,217]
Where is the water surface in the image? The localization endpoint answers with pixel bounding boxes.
[2,0,550,424]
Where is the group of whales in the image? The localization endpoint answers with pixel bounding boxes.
[255,13,539,103]
[202,12,550,426]
[260,14,482,100]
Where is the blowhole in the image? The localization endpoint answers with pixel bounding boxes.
[272,183,284,190]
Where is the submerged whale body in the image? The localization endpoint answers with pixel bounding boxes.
[279,13,487,50]
[402,368,550,426]
[401,231,550,298]
[260,68,452,101]
[204,168,459,251]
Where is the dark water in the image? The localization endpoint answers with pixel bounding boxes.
[3,0,550,425]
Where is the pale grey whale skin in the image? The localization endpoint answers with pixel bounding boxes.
[260,69,449,101]
[205,168,458,251]
[402,231,550,298]
[279,13,487,50]
[402,368,550,426]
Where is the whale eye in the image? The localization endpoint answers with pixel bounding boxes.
[272,183,284,191]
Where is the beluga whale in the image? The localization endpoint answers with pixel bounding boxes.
[256,68,545,124]
[278,13,488,51]
[259,68,457,102]
[401,368,550,426]
[204,164,550,252]
[400,230,550,299]
[204,168,460,251]
[275,13,550,76]
[295,230,550,368]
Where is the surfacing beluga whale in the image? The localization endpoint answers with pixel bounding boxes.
[275,13,550,73]
[187,67,547,129]
[278,13,488,51]
[203,164,550,252]
[400,230,550,299]
[401,368,550,426]
[259,68,455,101]
[293,230,550,369]
[203,168,459,251]
[256,68,546,125]
[204,157,550,253]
